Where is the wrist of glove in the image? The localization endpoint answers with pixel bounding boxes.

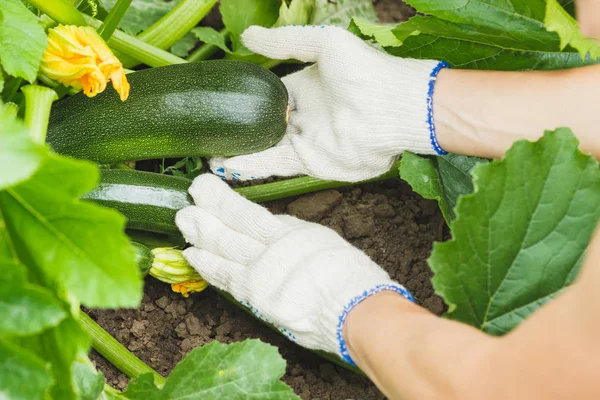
[176,174,413,364]
[210,25,449,183]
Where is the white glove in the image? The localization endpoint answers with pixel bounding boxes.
[211,25,448,182]
[175,174,413,364]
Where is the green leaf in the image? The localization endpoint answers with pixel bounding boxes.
[170,32,197,57]
[429,129,600,334]
[274,0,315,27]
[0,115,47,191]
[191,27,230,53]
[312,0,377,26]
[545,0,600,59]
[349,18,402,47]
[102,0,176,35]
[0,261,67,335]
[124,339,299,399]
[0,0,47,82]
[0,338,53,400]
[220,0,280,53]
[73,361,105,400]
[400,153,486,224]
[0,154,142,308]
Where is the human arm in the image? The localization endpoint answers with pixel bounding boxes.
[434,65,600,159]
[344,229,600,400]
[577,0,600,39]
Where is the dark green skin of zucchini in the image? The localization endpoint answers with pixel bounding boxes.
[83,169,192,235]
[47,60,288,163]
[131,241,153,276]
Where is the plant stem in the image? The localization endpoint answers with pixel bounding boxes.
[21,85,58,144]
[27,0,86,26]
[79,312,166,386]
[83,15,186,67]
[235,161,401,203]
[122,0,218,68]
[260,58,283,70]
[187,28,229,62]
[1,77,23,103]
[97,0,133,41]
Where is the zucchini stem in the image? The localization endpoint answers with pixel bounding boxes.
[97,0,133,41]
[27,0,87,26]
[22,85,58,144]
[235,161,401,203]
[79,311,166,386]
[121,0,218,68]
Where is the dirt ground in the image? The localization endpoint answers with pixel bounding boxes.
[89,2,446,399]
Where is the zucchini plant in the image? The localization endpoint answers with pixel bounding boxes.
[2,0,599,398]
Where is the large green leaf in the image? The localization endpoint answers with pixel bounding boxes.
[0,116,47,191]
[0,0,47,82]
[102,0,176,35]
[400,153,486,224]
[429,129,600,334]
[124,339,299,399]
[73,361,105,400]
[220,0,281,53]
[0,154,142,308]
[0,262,67,335]
[0,338,53,400]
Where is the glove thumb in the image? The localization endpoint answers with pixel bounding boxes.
[210,145,305,181]
[242,25,336,63]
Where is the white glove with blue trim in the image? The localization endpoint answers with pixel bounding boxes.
[175,174,413,364]
[211,25,448,182]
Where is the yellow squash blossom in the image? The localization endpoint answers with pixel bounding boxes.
[149,247,209,297]
[41,25,130,101]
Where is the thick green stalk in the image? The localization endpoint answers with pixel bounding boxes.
[98,0,134,41]
[27,0,86,25]
[121,0,217,68]
[83,15,186,67]
[21,85,58,144]
[187,28,229,62]
[79,312,166,386]
[236,161,401,202]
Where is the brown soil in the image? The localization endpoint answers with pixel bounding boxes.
[90,2,445,399]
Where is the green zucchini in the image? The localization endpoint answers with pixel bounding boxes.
[131,241,153,276]
[47,60,288,163]
[84,169,192,235]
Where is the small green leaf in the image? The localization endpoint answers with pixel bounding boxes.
[0,116,47,190]
[220,0,280,52]
[0,261,67,335]
[349,18,403,47]
[0,338,53,400]
[170,32,197,57]
[191,27,230,53]
[0,154,142,308]
[0,0,47,82]
[400,153,486,224]
[430,129,600,334]
[545,0,600,59]
[73,361,105,400]
[274,0,315,27]
[124,340,299,399]
[312,0,377,26]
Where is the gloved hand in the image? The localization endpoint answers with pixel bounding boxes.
[175,174,413,364]
[210,25,448,182]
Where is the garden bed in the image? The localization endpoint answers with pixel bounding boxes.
[89,178,446,399]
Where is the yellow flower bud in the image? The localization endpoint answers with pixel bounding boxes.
[150,247,209,297]
[41,25,130,101]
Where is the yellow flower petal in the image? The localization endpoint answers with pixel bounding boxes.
[171,280,209,297]
[41,25,130,101]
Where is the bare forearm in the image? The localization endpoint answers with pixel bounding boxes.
[434,65,600,159]
[344,292,496,400]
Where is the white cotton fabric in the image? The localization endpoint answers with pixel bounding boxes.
[210,25,442,182]
[175,174,401,357]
